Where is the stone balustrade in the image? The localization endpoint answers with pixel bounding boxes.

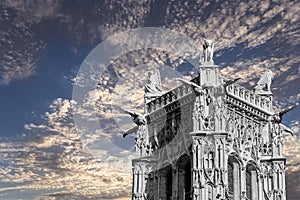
[146,84,193,114]
[146,79,273,115]
[226,84,273,113]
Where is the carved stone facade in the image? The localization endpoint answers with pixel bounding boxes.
[130,41,294,200]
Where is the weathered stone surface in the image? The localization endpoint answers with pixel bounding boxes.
[129,40,295,200]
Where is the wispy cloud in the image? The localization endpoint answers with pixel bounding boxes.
[1,0,299,86]
[283,133,300,199]
[0,98,132,199]
[1,0,299,199]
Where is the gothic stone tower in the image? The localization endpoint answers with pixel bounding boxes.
[128,40,295,200]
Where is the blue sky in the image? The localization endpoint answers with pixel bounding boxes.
[0,0,299,199]
[0,40,78,136]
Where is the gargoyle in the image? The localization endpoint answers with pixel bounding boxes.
[279,124,294,136]
[274,103,298,123]
[111,105,146,138]
[224,77,242,87]
[174,78,204,93]
[273,103,298,136]
[120,107,146,126]
[122,126,139,138]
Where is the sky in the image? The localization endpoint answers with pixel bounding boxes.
[0,0,299,199]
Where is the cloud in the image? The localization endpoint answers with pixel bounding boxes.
[0,1,51,85]
[2,0,299,87]
[1,93,298,199]
[0,21,46,84]
[283,133,300,199]
[290,120,300,136]
[163,0,299,49]
[162,0,299,110]
[1,0,299,198]
[68,0,299,111]
[0,98,132,199]
[0,0,152,85]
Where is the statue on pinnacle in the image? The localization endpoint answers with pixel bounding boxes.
[202,38,214,64]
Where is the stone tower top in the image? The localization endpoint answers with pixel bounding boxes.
[125,39,297,200]
[199,39,220,87]
[202,38,214,65]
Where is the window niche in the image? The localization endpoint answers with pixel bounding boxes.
[246,164,258,200]
[227,156,240,200]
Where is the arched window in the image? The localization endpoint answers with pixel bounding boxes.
[246,164,258,200]
[228,156,240,200]
[166,167,172,200]
[178,155,192,200]
[228,161,234,195]
[246,169,252,199]
[184,161,192,200]
[207,184,213,200]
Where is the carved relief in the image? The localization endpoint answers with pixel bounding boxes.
[213,85,227,131]
[135,125,150,156]
[259,161,286,200]
[193,89,217,132]
[225,108,264,166]
[192,137,203,200]
[269,121,286,157]
[129,47,292,200]
[203,137,215,181]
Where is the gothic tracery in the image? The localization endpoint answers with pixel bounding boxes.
[129,41,294,200]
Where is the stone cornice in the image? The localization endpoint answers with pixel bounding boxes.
[225,94,272,121]
[226,83,273,116]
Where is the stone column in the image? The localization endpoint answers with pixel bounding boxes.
[132,165,140,200]
[191,136,203,200]
[138,170,142,197]
[282,170,286,200]
[258,173,263,200]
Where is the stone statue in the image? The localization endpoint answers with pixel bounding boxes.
[254,70,274,94]
[202,39,214,64]
[144,70,163,102]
